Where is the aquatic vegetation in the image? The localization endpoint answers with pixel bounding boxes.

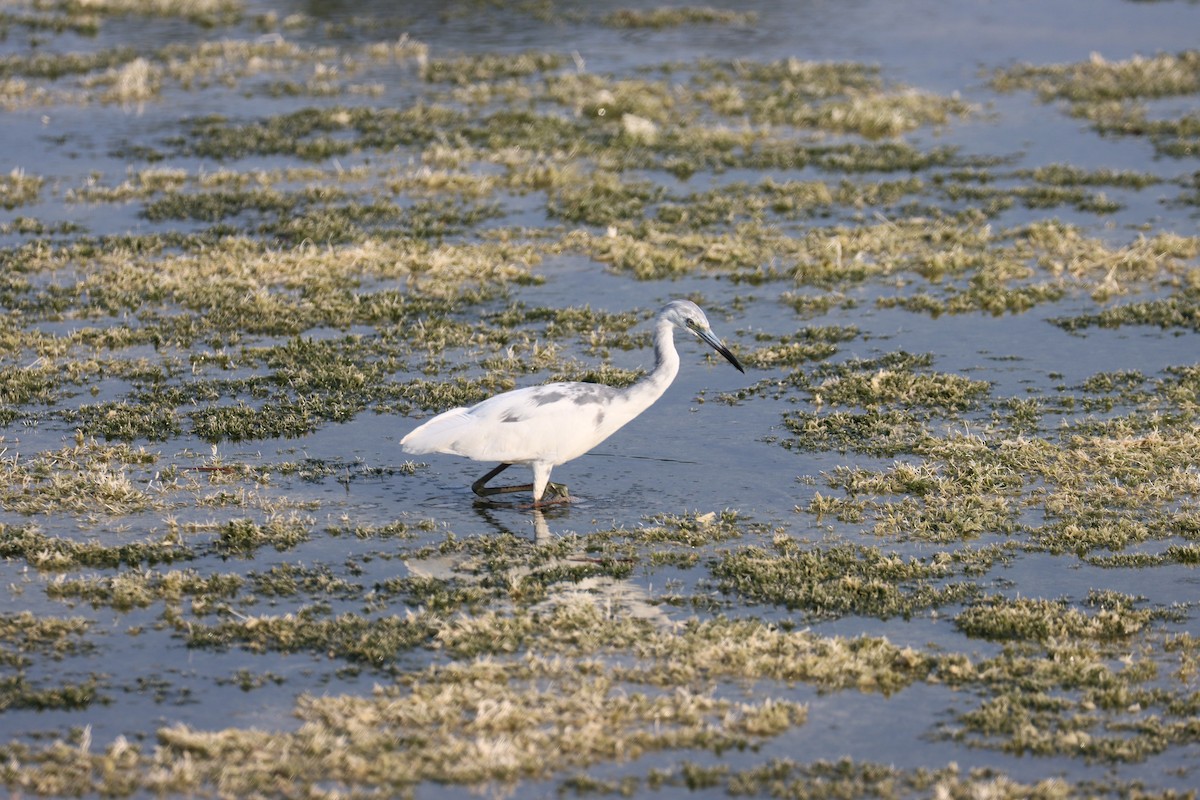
[60,0,244,25]
[783,408,932,457]
[712,537,984,618]
[0,611,92,667]
[0,439,158,516]
[0,168,42,209]
[992,50,1200,102]
[1054,296,1200,333]
[45,568,244,611]
[213,515,310,556]
[945,632,1199,762]
[422,50,563,84]
[955,593,1158,642]
[0,650,803,795]
[993,50,1200,158]
[1029,163,1161,189]
[602,7,757,29]
[0,525,192,569]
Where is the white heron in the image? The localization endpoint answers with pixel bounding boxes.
[400,299,744,505]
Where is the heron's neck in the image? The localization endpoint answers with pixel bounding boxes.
[621,318,679,410]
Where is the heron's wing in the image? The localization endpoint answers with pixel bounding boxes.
[400,382,623,463]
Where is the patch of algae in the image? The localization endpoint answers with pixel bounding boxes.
[992,50,1200,158]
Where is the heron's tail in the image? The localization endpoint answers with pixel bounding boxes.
[399,407,473,455]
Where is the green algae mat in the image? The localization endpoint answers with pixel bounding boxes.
[1,1,1199,797]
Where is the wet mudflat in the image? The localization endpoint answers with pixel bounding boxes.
[1,0,1199,797]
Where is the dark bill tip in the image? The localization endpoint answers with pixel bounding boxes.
[716,343,745,373]
[696,327,745,373]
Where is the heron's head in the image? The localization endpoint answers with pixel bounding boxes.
[659,299,744,373]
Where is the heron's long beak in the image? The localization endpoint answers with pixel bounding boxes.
[693,325,745,373]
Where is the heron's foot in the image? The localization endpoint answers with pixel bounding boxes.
[521,483,571,509]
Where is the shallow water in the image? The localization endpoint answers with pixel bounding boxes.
[1,0,1199,796]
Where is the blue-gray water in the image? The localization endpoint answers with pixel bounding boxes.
[1,0,1198,796]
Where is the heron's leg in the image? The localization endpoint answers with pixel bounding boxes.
[471,463,536,497]
[528,463,571,507]
[474,463,571,505]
